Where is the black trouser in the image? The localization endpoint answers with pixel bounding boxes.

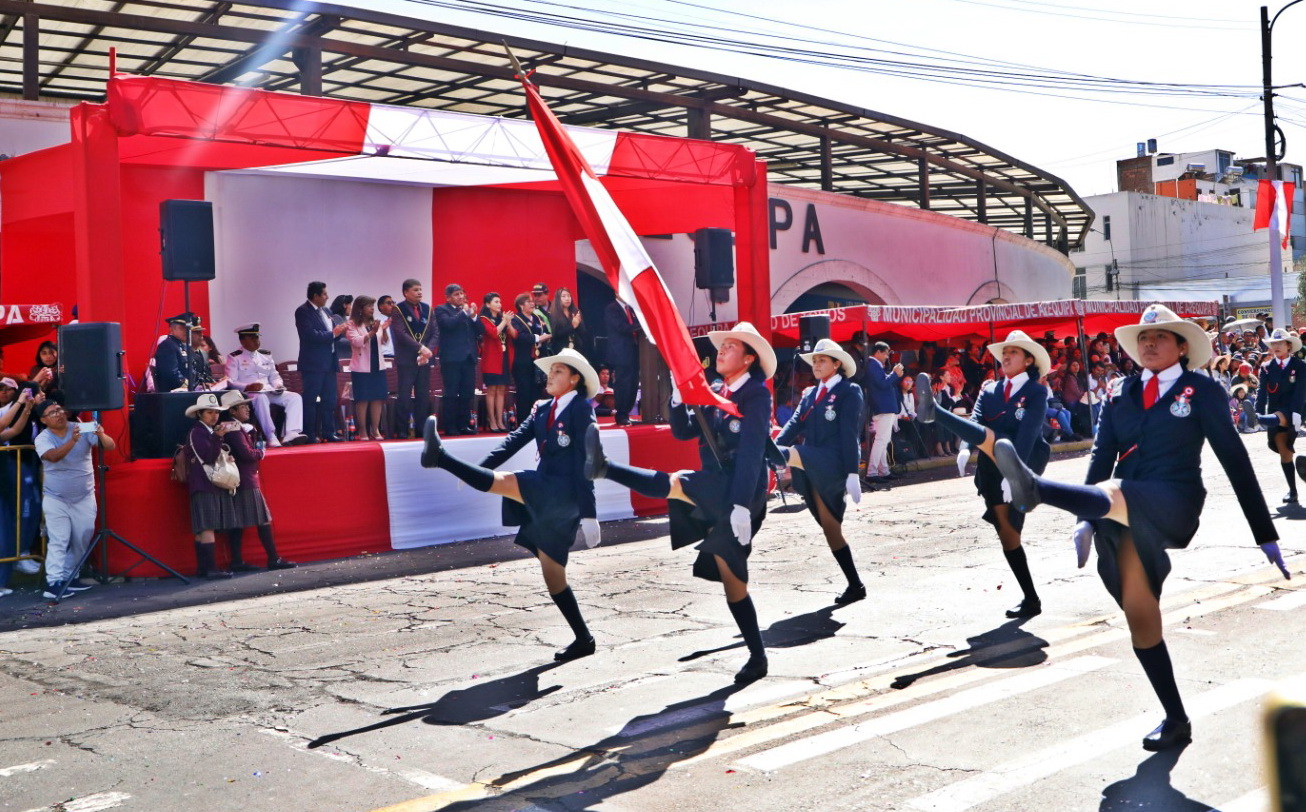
[395,363,431,435]
[440,357,477,432]
[512,364,538,416]
[612,359,639,423]
[300,369,337,440]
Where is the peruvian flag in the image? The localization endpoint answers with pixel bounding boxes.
[1254,179,1296,249]
[513,63,740,416]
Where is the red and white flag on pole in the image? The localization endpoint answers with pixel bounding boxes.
[512,58,739,416]
[1254,179,1295,249]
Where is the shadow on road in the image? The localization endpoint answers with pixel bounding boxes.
[306,662,564,749]
[677,604,845,662]
[438,684,746,811]
[1098,747,1210,811]
[891,618,1048,689]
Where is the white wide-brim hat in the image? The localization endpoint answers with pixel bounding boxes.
[987,330,1052,377]
[185,392,224,417]
[219,389,253,410]
[708,321,777,379]
[535,347,601,399]
[1266,327,1303,355]
[798,337,856,379]
[1115,304,1213,368]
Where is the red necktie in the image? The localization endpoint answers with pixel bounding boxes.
[814,385,829,405]
[1143,375,1159,409]
[548,398,559,426]
[1003,380,1012,402]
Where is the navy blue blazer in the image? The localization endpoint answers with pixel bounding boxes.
[480,394,597,519]
[1255,356,1306,417]
[153,335,191,392]
[434,303,478,363]
[391,300,437,367]
[1087,371,1277,544]
[970,377,1050,470]
[604,301,640,367]
[295,300,338,373]
[776,376,863,476]
[669,372,772,510]
[865,356,900,416]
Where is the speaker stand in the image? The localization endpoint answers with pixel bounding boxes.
[183,280,191,320]
[49,411,189,603]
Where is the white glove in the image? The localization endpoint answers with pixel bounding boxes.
[1072,520,1094,569]
[956,448,971,478]
[670,384,683,407]
[846,473,861,504]
[730,505,752,546]
[578,517,601,549]
[1000,478,1013,504]
[1294,413,1302,431]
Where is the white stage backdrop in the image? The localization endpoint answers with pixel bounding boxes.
[380,428,636,550]
[206,172,434,359]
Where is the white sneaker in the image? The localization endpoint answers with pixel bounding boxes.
[15,558,40,574]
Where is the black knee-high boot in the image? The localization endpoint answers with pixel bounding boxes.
[604,462,672,498]
[435,452,496,492]
[831,545,862,588]
[225,529,260,572]
[1134,640,1192,750]
[929,405,989,447]
[728,595,768,683]
[195,542,232,579]
[1282,462,1298,500]
[550,587,595,662]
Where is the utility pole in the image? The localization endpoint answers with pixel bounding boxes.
[1262,2,1301,328]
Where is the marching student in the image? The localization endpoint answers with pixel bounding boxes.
[584,322,774,684]
[916,330,1051,619]
[993,304,1288,751]
[420,348,601,662]
[771,338,867,605]
[1254,328,1306,503]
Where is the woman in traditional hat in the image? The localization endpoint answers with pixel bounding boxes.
[993,304,1287,751]
[184,392,237,579]
[218,390,296,571]
[1252,328,1306,502]
[420,347,601,662]
[771,338,867,605]
[583,322,775,684]
[916,330,1051,619]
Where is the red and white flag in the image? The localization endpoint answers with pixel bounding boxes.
[514,65,739,416]
[1254,179,1296,249]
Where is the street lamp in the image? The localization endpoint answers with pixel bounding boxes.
[1261,1,1302,328]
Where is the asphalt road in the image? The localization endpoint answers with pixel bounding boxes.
[1,433,1303,812]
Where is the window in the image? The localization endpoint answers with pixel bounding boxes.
[1102,215,1111,241]
[1073,267,1087,299]
[1156,156,1175,166]
[1218,152,1232,175]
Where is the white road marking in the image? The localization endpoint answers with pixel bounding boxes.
[1211,786,1269,812]
[906,678,1274,812]
[1257,589,1306,611]
[0,759,55,777]
[21,792,132,812]
[736,655,1116,773]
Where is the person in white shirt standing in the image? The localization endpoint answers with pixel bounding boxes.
[34,400,115,600]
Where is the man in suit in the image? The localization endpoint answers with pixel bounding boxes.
[392,279,438,437]
[604,299,641,425]
[865,340,904,481]
[434,283,478,435]
[152,313,194,393]
[295,280,348,442]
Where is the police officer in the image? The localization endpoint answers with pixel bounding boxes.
[188,318,224,392]
[584,322,775,684]
[994,304,1288,751]
[224,323,308,447]
[1255,328,1306,502]
[772,338,867,605]
[420,348,601,662]
[152,313,193,392]
[917,330,1050,619]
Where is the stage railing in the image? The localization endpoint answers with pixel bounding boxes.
[0,444,44,568]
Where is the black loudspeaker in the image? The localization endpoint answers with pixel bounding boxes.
[694,228,734,295]
[59,323,125,412]
[160,199,215,282]
[797,315,831,354]
[129,393,197,459]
